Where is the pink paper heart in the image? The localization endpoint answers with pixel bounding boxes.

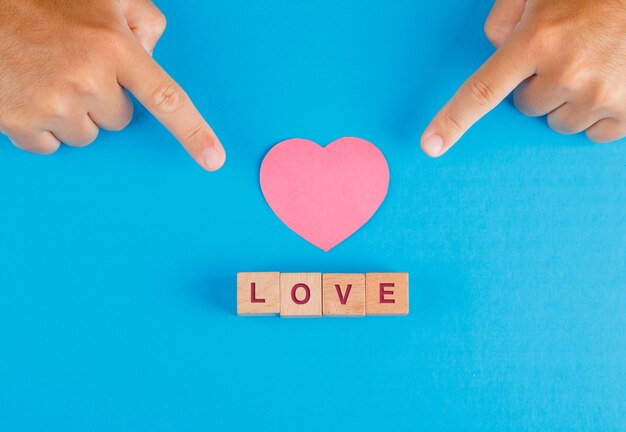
[260,137,390,251]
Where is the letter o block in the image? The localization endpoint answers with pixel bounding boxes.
[280,273,322,317]
[365,273,409,315]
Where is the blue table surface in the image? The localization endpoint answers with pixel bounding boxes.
[1,1,625,430]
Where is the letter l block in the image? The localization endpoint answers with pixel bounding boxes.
[237,272,280,315]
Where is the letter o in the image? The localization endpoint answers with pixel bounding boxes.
[291,283,311,305]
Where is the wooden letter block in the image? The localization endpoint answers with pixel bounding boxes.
[365,273,409,315]
[322,274,365,317]
[280,273,322,317]
[237,272,280,315]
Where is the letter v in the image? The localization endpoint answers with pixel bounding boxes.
[335,284,352,305]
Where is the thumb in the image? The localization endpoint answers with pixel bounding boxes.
[484,0,528,48]
[120,0,167,54]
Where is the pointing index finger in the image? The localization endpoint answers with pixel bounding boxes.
[421,37,536,157]
[117,41,226,171]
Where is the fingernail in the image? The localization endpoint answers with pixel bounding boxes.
[422,134,444,157]
[201,146,226,172]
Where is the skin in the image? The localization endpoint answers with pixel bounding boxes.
[1,1,624,165]
[422,0,626,157]
[0,0,226,171]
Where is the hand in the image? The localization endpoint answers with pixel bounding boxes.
[421,0,626,157]
[0,0,226,171]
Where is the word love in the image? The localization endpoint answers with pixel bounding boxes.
[237,272,409,317]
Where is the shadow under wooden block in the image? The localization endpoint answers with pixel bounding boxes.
[280,273,322,317]
[365,273,409,315]
[323,274,365,317]
[237,272,280,315]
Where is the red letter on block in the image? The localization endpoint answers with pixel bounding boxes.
[335,284,353,305]
[379,283,395,304]
[291,283,311,305]
[250,282,266,303]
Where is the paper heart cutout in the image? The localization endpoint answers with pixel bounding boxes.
[260,137,390,251]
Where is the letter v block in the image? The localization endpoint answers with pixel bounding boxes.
[280,273,322,317]
[237,272,280,315]
[322,274,365,316]
[365,273,409,315]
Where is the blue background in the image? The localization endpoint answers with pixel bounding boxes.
[1,0,625,430]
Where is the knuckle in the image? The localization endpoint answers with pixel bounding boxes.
[483,21,506,46]
[96,26,132,58]
[546,113,563,133]
[547,113,577,135]
[102,100,134,132]
[99,25,128,45]
[525,21,559,54]
[442,109,464,135]
[182,122,207,149]
[483,20,496,39]
[13,138,60,155]
[69,127,99,147]
[151,83,187,114]
[113,105,134,131]
[38,93,68,118]
[586,129,609,144]
[70,72,100,98]
[526,31,546,54]
[466,75,494,108]
[0,109,29,134]
[88,25,118,46]
[81,128,100,146]
[513,88,533,117]
[586,124,626,144]
[552,64,589,92]
[35,142,61,155]
[151,12,167,36]
[586,83,617,110]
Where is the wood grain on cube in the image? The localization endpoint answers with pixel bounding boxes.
[280,273,322,317]
[323,274,365,316]
[237,272,280,315]
[365,273,409,315]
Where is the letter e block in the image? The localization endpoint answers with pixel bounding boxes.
[237,272,280,315]
[280,273,322,317]
[365,273,409,315]
[323,274,365,317]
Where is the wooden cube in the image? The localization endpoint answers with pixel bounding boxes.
[323,274,365,317]
[237,272,280,315]
[365,273,409,315]
[280,273,322,317]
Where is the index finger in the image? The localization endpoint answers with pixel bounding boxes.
[421,38,536,157]
[117,41,226,171]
